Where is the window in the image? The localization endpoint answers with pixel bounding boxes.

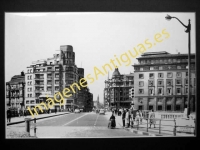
[140,67,143,71]
[167,87,172,95]
[139,81,144,87]
[139,74,144,79]
[167,72,173,78]
[158,105,162,111]
[30,94,32,97]
[158,87,163,95]
[159,66,163,70]
[176,88,181,94]
[185,79,188,85]
[30,88,32,92]
[30,76,32,79]
[185,88,188,94]
[157,80,164,86]
[28,94,29,97]
[138,89,144,94]
[30,69,32,73]
[166,79,173,86]
[167,105,171,111]
[149,73,154,79]
[158,73,164,78]
[186,72,188,76]
[149,105,153,110]
[176,72,182,78]
[176,79,182,85]
[176,105,181,111]
[148,87,154,95]
[177,66,181,69]
[150,66,154,70]
[28,76,29,80]
[148,80,154,86]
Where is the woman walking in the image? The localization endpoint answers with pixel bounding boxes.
[149,109,156,128]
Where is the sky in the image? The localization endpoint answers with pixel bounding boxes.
[5,12,196,103]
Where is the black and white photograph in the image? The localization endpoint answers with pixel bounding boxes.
[5,12,196,138]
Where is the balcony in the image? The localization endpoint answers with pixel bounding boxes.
[47,69,53,72]
[47,83,52,86]
[35,90,44,93]
[35,77,44,80]
[47,77,52,80]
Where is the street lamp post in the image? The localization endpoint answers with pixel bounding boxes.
[165,14,191,118]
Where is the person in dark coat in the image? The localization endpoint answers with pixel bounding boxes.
[55,108,57,114]
[24,109,27,117]
[122,109,126,128]
[7,108,11,123]
[109,113,116,128]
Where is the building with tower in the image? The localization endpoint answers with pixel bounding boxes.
[104,68,134,110]
[24,45,93,111]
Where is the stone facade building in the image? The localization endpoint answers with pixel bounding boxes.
[133,51,196,112]
[104,68,134,109]
[6,72,25,110]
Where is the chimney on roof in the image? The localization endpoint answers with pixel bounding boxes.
[21,71,25,76]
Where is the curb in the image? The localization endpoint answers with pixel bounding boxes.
[117,122,163,136]
[124,127,163,136]
[7,112,70,126]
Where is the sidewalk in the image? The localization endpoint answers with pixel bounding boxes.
[112,112,195,137]
[7,111,70,126]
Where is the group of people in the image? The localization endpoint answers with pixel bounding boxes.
[7,108,28,123]
[108,108,156,129]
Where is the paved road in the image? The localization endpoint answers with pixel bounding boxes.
[9,112,143,138]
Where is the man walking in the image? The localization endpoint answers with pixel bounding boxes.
[122,109,126,128]
[7,108,11,123]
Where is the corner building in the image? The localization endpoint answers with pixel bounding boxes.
[104,68,134,109]
[25,45,88,111]
[133,51,196,112]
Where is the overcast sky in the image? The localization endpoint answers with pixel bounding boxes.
[5,12,195,103]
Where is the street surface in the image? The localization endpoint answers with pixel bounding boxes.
[8,112,143,138]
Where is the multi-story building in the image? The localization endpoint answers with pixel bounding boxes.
[6,71,25,110]
[25,45,91,111]
[104,68,134,109]
[133,51,196,112]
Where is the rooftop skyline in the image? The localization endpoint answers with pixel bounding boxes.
[5,12,196,103]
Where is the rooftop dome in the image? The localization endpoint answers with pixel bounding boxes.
[112,68,121,78]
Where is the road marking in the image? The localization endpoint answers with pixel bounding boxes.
[94,114,100,126]
[62,113,88,126]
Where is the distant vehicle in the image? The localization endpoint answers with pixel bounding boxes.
[80,109,83,112]
[74,108,80,113]
[99,109,105,115]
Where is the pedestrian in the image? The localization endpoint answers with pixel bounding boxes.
[109,112,116,129]
[125,109,130,128]
[122,109,126,128]
[135,110,140,125]
[18,107,20,118]
[24,109,27,117]
[149,109,156,128]
[55,108,57,114]
[139,110,143,124]
[7,108,11,123]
